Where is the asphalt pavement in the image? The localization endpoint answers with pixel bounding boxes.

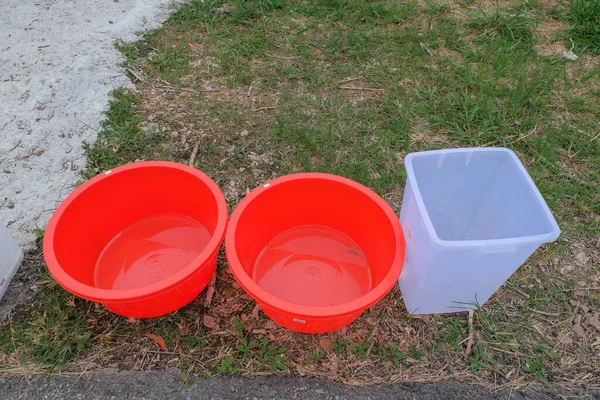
[2,370,597,399]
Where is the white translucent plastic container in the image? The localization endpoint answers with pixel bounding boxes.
[0,224,23,301]
[399,148,560,314]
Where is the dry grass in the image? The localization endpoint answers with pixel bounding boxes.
[535,18,570,56]
[2,245,599,391]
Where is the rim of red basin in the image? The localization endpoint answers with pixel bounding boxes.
[225,173,406,318]
[43,161,228,303]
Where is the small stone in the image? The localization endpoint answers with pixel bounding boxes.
[170,131,179,138]
[557,331,573,346]
[212,6,234,15]
[585,316,600,332]
[570,300,590,314]
[240,130,249,137]
[203,315,218,329]
[575,250,589,266]
[573,324,587,339]
[575,290,585,297]
[139,122,160,136]
[560,264,575,274]
[581,303,590,314]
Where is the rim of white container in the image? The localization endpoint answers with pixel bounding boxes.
[404,147,561,251]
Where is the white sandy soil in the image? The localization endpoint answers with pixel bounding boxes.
[0,0,178,249]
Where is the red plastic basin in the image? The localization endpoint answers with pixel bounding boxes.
[226,173,405,333]
[43,162,227,318]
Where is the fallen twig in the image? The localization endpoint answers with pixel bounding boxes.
[74,115,99,133]
[561,287,600,292]
[188,141,200,167]
[88,34,103,43]
[204,272,217,307]
[266,53,301,60]
[514,288,530,299]
[155,85,224,94]
[334,76,362,85]
[126,68,146,82]
[419,41,433,56]
[155,85,201,94]
[464,309,475,357]
[530,309,560,317]
[252,303,261,319]
[252,106,279,112]
[9,140,22,152]
[512,124,538,144]
[338,86,384,92]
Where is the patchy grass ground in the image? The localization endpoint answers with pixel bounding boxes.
[2,0,600,392]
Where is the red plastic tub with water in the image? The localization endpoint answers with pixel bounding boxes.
[226,173,405,333]
[43,162,228,318]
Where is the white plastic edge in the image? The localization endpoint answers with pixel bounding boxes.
[0,248,23,300]
[403,147,561,251]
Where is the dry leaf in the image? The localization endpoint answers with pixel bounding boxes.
[204,314,218,329]
[586,317,600,332]
[581,303,590,314]
[252,304,261,320]
[240,313,248,322]
[573,324,587,339]
[176,321,190,330]
[144,333,168,351]
[319,338,332,350]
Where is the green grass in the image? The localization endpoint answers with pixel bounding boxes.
[1,275,94,366]
[2,0,600,386]
[83,89,168,178]
[568,0,600,54]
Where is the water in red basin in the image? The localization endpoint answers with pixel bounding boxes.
[95,214,211,290]
[253,225,372,307]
